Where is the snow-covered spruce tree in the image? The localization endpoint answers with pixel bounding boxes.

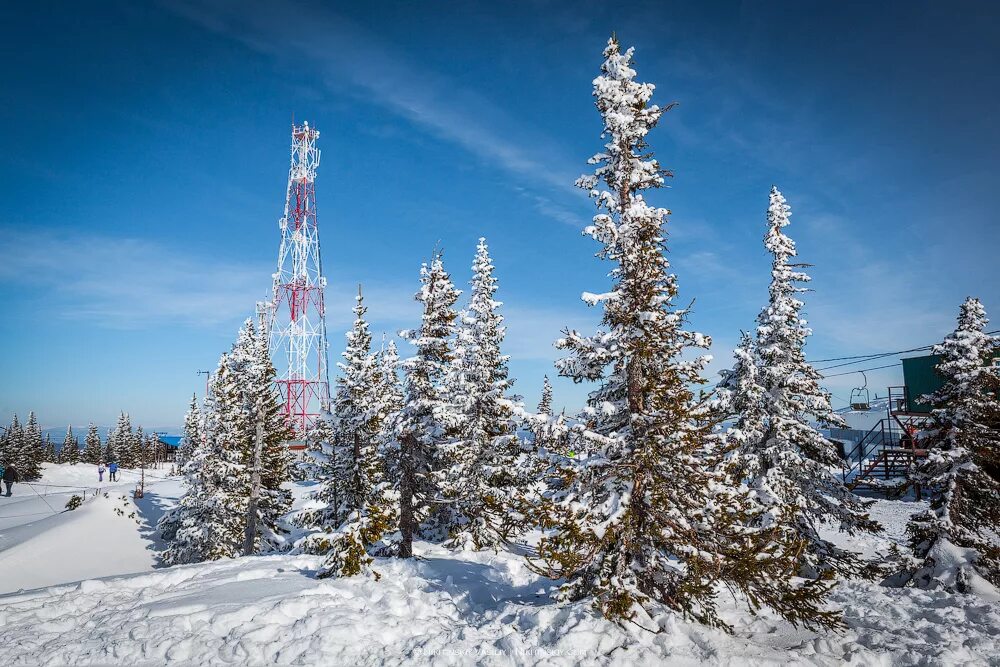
[160,355,238,564]
[103,434,116,466]
[162,320,292,564]
[395,254,460,558]
[528,38,838,631]
[316,337,405,578]
[717,332,766,481]
[223,317,294,553]
[301,288,397,577]
[538,375,553,417]
[111,412,135,467]
[747,186,880,578]
[906,297,1000,592]
[0,415,18,467]
[44,434,57,463]
[438,238,525,550]
[21,411,43,480]
[177,394,201,468]
[83,423,102,464]
[61,426,80,464]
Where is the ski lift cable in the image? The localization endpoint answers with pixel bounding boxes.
[819,362,901,379]
[809,329,1000,370]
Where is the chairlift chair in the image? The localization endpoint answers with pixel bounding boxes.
[850,371,871,411]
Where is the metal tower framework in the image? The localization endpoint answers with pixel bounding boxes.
[264,121,331,437]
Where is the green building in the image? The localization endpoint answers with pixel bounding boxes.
[899,352,1000,413]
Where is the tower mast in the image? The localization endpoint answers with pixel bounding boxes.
[264,121,331,442]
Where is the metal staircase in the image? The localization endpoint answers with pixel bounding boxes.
[840,417,927,495]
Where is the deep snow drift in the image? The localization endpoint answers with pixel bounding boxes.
[1,465,998,665]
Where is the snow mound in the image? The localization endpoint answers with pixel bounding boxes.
[2,541,999,665]
[0,491,156,594]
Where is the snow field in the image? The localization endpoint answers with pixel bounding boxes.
[2,539,999,665]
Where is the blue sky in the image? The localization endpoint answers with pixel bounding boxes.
[1,0,997,430]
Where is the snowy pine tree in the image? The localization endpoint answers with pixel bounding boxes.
[160,356,237,564]
[438,238,525,550]
[529,38,838,631]
[538,375,553,417]
[907,297,1000,592]
[21,411,43,480]
[301,288,397,577]
[0,416,15,468]
[742,186,879,578]
[104,418,120,466]
[60,426,80,464]
[44,434,56,463]
[162,319,292,564]
[111,413,135,468]
[395,253,460,558]
[178,394,202,468]
[83,423,103,465]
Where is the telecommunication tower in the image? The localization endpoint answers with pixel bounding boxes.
[262,121,331,438]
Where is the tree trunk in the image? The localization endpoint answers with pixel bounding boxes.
[399,432,416,559]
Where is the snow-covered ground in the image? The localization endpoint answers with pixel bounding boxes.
[0,463,182,593]
[1,464,998,665]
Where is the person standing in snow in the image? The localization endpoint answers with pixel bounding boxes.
[108,461,118,482]
[3,463,19,496]
[98,463,106,482]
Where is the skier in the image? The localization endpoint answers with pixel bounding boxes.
[3,463,19,497]
[98,463,106,482]
[109,461,118,482]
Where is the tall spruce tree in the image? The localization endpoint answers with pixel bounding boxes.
[738,186,879,578]
[111,413,135,468]
[83,423,103,464]
[61,426,80,464]
[0,415,18,467]
[395,254,460,558]
[907,297,1000,591]
[301,288,396,575]
[104,421,118,466]
[161,354,239,564]
[528,38,838,631]
[162,318,293,565]
[44,434,57,463]
[22,411,43,480]
[178,394,202,468]
[438,238,524,550]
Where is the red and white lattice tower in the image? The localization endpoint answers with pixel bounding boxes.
[262,121,331,438]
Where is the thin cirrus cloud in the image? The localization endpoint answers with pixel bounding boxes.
[0,228,268,330]
[164,0,587,227]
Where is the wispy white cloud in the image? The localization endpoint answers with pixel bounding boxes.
[0,228,268,330]
[165,0,586,227]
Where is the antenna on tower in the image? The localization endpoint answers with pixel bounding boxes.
[264,121,331,445]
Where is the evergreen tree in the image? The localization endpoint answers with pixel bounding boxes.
[717,332,766,481]
[528,38,837,631]
[104,423,118,466]
[438,238,524,550]
[395,253,460,558]
[134,426,146,468]
[60,426,80,464]
[738,186,879,578]
[161,354,240,564]
[83,423,103,464]
[300,288,396,574]
[1,415,24,471]
[112,412,135,467]
[21,411,43,480]
[44,434,57,463]
[907,297,1000,591]
[178,394,202,467]
[538,375,553,417]
[162,318,293,564]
